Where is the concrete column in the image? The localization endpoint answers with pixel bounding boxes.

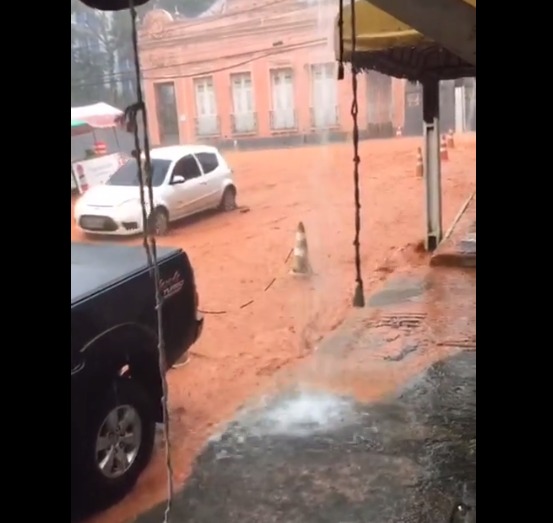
[422,80,443,251]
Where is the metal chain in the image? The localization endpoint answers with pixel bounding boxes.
[350,0,365,308]
[127,1,174,521]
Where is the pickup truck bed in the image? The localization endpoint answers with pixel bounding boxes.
[71,242,179,305]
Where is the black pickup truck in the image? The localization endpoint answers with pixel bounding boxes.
[71,242,203,504]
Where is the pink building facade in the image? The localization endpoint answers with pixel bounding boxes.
[139,1,407,147]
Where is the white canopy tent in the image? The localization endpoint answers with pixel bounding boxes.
[71,102,123,129]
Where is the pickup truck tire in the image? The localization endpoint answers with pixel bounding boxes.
[220,187,237,212]
[148,207,169,236]
[76,378,156,506]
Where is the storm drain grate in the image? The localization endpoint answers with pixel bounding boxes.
[366,312,426,330]
[437,336,476,350]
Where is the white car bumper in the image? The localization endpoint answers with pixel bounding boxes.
[75,207,145,236]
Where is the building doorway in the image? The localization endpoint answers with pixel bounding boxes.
[154,82,179,145]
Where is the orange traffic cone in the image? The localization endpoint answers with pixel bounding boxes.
[291,222,311,275]
[440,135,449,161]
[395,126,402,137]
[415,147,423,177]
[446,129,455,149]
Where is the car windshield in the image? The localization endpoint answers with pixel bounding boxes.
[106,159,171,187]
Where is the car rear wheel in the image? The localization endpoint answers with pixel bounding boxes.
[220,187,237,212]
[149,208,169,236]
[73,378,156,508]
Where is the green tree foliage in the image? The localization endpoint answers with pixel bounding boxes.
[71,44,108,105]
[71,0,109,105]
[153,0,217,18]
[70,0,218,106]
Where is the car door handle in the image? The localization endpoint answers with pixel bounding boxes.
[200,181,207,185]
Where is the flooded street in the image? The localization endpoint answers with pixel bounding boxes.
[134,267,476,523]
[74,136,476,523]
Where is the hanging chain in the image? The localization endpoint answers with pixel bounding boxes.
[127,1,174,521]
[350,0,365,308]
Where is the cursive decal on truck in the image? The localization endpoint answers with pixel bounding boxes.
[159,271,184,300]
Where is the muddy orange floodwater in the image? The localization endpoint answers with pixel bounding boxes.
[71,135,476,523]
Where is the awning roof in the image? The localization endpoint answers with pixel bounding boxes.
[70,102,123,129]
[71,119,94,137]
[71,119,88,129]
[337,0,476,81]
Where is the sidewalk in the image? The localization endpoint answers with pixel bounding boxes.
[431,193,476,268]
[134,266,476,523]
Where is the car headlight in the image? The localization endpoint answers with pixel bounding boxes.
[117,199,142,216]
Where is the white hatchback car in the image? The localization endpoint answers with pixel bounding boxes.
[74,145,237,236]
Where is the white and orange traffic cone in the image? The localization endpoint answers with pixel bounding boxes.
[415,147,423,177]
[446,129,455,149]
[440,135,449,161]
[291,222,311,275]
[395,126,403,137]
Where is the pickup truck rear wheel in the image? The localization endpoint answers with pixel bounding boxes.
[76,378,156,506]
[148,207,169,236]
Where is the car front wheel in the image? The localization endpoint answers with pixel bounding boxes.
[148,207,169,236]
[220,187,237,212]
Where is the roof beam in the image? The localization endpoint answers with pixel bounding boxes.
[361,0,476,66]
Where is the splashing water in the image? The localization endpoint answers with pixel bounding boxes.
[253,390,355,437]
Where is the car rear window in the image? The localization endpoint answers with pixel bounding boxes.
[195,152,219,174]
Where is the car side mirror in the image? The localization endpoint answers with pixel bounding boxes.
[172,175,186,184]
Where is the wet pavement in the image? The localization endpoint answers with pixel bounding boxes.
[133,267,476,523]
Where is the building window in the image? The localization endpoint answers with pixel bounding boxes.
[270,68,296,131]
[194,76,219,137]
[310,63,338,129]
[230,72,256,134]
[154,82,179,145]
